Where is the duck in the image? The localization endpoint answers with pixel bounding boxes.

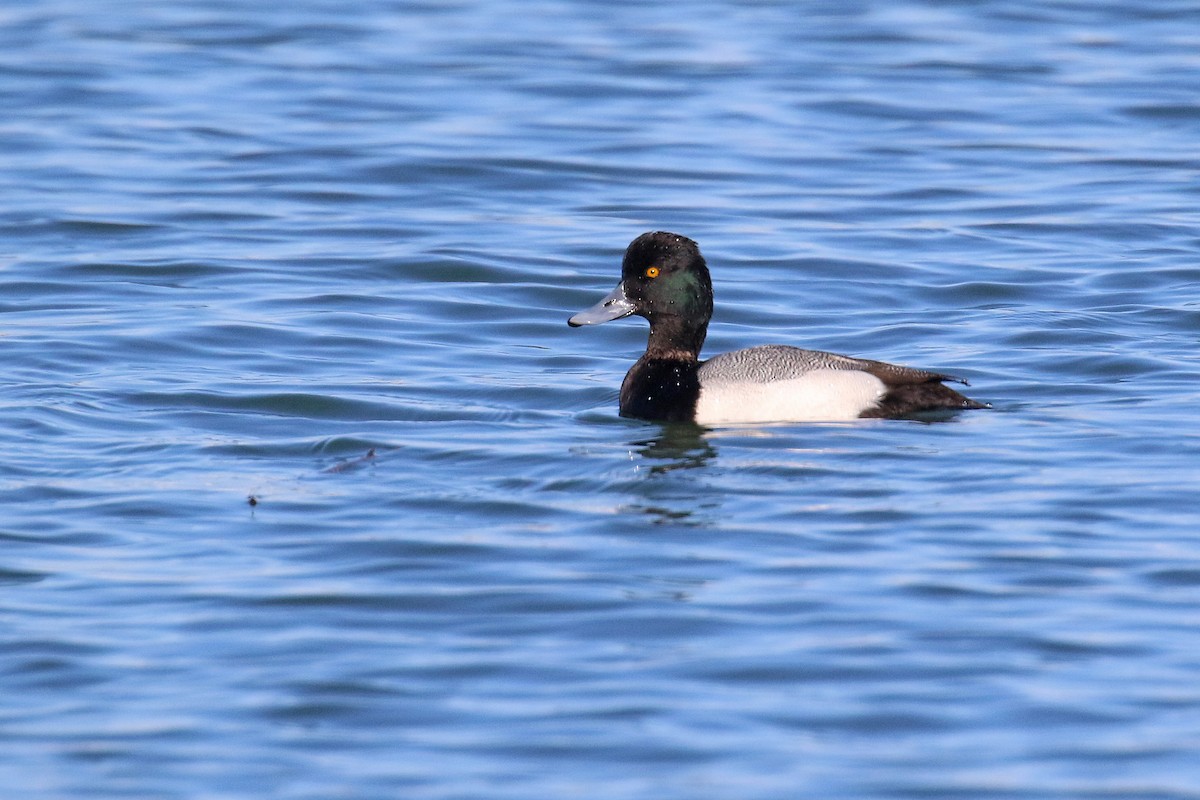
[568,231,987,424]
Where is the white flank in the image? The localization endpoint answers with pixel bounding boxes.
[693,369,886,424]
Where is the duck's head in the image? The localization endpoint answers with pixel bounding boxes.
[568,232,714,353]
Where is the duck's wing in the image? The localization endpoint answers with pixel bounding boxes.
[698,344,962,385]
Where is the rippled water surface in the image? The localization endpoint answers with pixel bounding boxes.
[3,1,1200,797]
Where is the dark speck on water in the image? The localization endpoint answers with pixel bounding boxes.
[3,1,1199,798]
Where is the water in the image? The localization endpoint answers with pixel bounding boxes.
[3,0,1200,797]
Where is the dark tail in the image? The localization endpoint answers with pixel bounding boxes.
[861,380,988,419]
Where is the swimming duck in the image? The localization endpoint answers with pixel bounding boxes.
[568,231,986,424]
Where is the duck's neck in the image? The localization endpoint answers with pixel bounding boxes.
[645,316,707,361]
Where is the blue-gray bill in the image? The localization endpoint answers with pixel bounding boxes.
[568,283,636,327]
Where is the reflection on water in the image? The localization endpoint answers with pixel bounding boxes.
[632,425,717,474]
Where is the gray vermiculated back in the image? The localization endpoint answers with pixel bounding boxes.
[698,344,950,386]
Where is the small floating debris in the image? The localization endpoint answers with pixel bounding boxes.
[323,447,378,474]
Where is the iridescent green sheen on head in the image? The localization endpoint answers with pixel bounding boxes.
[619,231,713,328]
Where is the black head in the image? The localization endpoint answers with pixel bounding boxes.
[620,231,713,325]
[569,231,714,356]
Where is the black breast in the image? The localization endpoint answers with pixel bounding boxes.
[619,357,701,422]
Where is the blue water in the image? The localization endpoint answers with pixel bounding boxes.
[4,1,1200,797]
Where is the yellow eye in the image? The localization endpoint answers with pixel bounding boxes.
[644,266,660,279]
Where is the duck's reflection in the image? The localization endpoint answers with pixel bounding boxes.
[619,424,720,530]
[630,423,715,475]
